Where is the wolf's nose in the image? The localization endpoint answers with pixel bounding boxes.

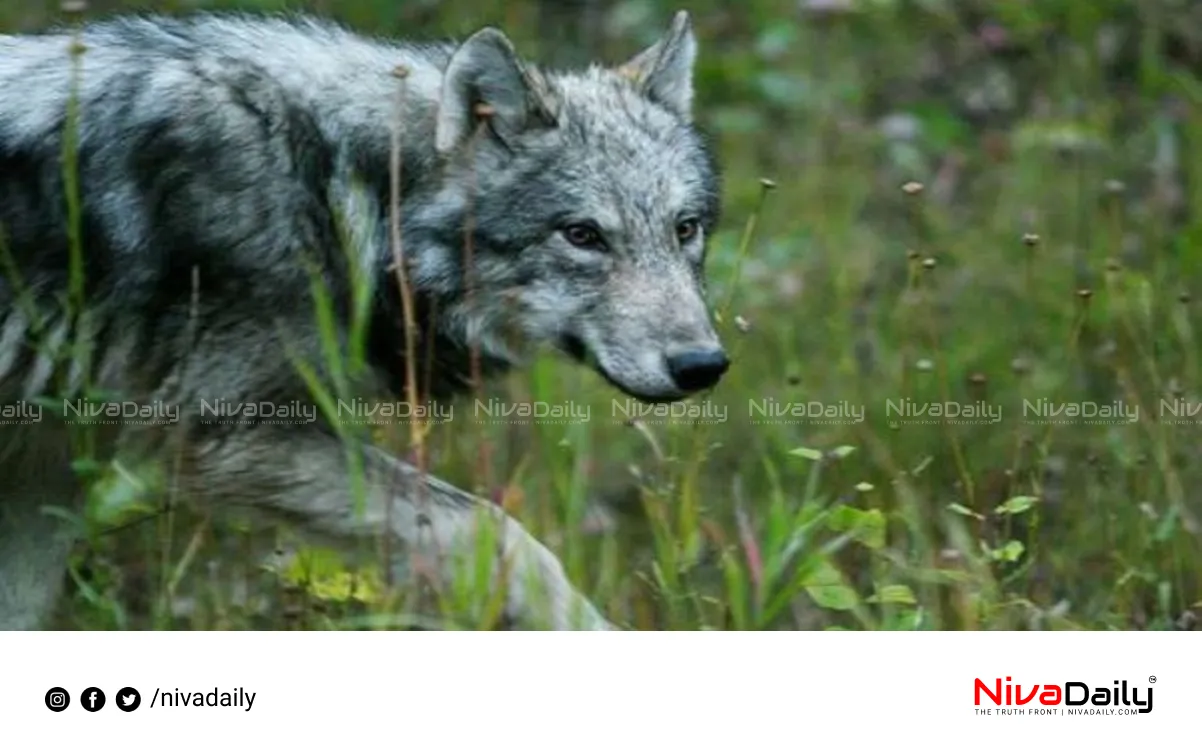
[667,348,730,392]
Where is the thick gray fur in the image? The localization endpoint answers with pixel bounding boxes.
[0,10,724,630]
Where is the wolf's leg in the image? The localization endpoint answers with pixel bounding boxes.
[0,494,76,630]
[0,436,80,630]
[175,426,613,630]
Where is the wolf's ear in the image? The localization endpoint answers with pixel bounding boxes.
[436,28,558,155]
[616,10,697,121]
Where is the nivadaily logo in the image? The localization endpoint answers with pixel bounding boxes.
[974,676,1154,716]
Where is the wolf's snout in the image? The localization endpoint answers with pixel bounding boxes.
[666,348,730,392]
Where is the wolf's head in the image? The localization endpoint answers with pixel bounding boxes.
[416,11,726,403]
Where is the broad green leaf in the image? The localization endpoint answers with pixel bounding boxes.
[803,559,859,611]
[789,446,823,461]
[869,584,917,605]
[994,496,1038,515]
[828,505,886,549]
[994,540,1025,563]
[948,502,984,521]
[806,584,860,612]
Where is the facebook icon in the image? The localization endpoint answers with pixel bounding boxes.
[81,687,106,712]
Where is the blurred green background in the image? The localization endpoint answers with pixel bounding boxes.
[5,0,1201,630]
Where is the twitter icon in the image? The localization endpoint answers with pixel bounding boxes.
[116,687,141,712]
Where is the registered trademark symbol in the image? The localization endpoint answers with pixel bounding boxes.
[1149,676,1157,684]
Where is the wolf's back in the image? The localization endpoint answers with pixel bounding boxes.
[0,15,389,405]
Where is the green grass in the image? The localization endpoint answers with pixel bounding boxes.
[5,0,1199,630]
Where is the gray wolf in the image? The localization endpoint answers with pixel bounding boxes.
[0,9,726,630]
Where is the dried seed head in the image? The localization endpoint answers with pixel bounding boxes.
[901,181,924,195]
[391,65,410,79]
[473,103,496,118]
[759,178,778,190]
[915,358,934,372]
[1076,288,1093,300]
[906,249,920,261]
[969,372,987,386]
[1103,179,1126,195]
[734,315,752,334]
[1022,233,1040,247]
[1105,257,1122,272]
[68,39,87,55]
[1179,290,1191,304]
[1010,357,1031,375]
[921,257,937,270]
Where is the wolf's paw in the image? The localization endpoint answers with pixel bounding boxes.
[502,534,616,631]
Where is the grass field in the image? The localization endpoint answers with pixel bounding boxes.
[4,0,1200,630]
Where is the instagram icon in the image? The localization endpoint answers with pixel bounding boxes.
[44,687,70,712]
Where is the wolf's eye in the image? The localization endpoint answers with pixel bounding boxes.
[562,223,605,250]
[676,218,700,243]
